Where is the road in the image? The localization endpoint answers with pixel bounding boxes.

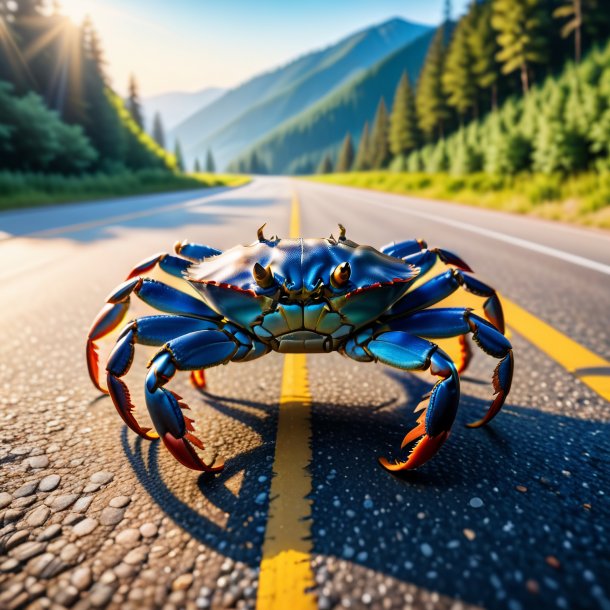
[0,177,609,610]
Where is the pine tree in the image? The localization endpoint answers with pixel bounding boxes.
[316,154,333,174]
[152,112,165,149]
[335,133,354,172]
[206,149,216,173]
[127,74,144,128]
[554,0,580,63]
[369,98,390,169]
[389,72,420,158]
[443,14,476,121]
[353,122,371,171]
[468,1,500,111]
[492,0,549,94]
[194,158,201,172]
[416,27,450,139]
[174,139,185,172]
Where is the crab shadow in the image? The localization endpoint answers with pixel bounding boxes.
[122,369,610,606]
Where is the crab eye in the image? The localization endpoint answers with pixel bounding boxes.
[331,262,351,288]
[253,262,274,288]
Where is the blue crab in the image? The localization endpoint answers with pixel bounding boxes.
[86,226,513,473]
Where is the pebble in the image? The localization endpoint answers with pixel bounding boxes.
[0,493,12,509]
[52,494,79,511]
[72,496,94,513]
[109,495,130,508]
[546,555,561,569]
[123,546,148,566]
[14,481,39,498]
[172,573,194,591]
[90,471,114,485]
[116,528,141,545]
[469,497,484,508]
[12,496,36,509]
[0,558,19,572]
[10,540,46,561]
[140,522,157,538]
[99,507,125,526]
[70,566,92,591]
[463,528,476,541]
[38,475,61,492]
[54,584,79,607]
[73,517,98,537]
[526,579,540,594]
[88,583,116,607]
[38,524,62,542]
[2,509,23,523]
[420,543,433,557]
[515,485,528,493]
[27,506,50,527]
[5,530,29,551]
[60,543,80,562]
[27,455,49,469]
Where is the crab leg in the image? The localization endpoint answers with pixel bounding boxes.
[344,332,460,471]
[105,315,220,439]
[145,329,267,471]
[387,269,505,333]
[381,239,473,274]
[86,277,220,391]
[386,308,513,427]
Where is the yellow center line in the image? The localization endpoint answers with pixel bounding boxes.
[256,189,316,610]
[502,298,610,402]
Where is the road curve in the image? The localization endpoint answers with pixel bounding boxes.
[0,177,608,610]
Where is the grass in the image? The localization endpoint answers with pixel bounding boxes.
[308,171,610,230]
[0,169,249,212]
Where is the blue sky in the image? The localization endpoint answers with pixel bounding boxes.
[60,0,470,97]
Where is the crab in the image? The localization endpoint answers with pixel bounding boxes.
[86,225,513,473]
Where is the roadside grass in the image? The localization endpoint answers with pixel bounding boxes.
[0,169,250,212]
[308,171,610,229]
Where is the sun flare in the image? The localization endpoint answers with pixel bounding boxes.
[59,0,97,25]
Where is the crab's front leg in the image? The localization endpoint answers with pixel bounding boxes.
[344,331,459,471]
[145,327,268,471]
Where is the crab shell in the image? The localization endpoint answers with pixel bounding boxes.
[186,237,419,349]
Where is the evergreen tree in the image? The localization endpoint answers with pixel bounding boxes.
[316,154,333,174]
[416,27,450,139]
[194,158,201,172]
[389,72,420,158]
[468,0,500,111]
[492,0,549,93]
[353,122,371,171]
[206,149,216,173]
[554,0,582,64]
[335,133,354,172]
[369,98,390,169]
[174,139,185,172]
[152,112,165,149]
[443,12,476,121]
[127,74,144,129]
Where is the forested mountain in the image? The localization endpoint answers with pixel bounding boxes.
[171,18,431,167]
[229,28,436,175]
[142,87,225,131]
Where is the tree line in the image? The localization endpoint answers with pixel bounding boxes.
[0,0,176,175]
[317,0,610,175]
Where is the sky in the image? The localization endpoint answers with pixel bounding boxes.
[58,0,470,98]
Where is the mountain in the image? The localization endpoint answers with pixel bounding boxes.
[170,18,432,168]
[229,28,436,175]
[142,87,225,131]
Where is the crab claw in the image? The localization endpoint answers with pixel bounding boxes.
[107,375,158,440]
[379,350,459,472]
[466,351,514,428]
[161,433,224,472]
[190,369,207,391]
[86,301,129,392]
[483,294,505,334]
[432,248,473,273]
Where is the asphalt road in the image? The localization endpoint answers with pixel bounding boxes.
[0,177,609,610]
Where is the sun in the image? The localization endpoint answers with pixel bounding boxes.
[59,0,97,25]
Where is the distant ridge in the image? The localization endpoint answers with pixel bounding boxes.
[169,18,432,168]
[229,28,436,175]
[142,87,225,132]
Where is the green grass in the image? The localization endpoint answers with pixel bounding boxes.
[308,171,610,229]
[0,169,249,212]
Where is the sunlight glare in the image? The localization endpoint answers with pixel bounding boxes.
[60,0,96,25]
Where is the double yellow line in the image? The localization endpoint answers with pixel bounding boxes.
[255,188,610,610]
